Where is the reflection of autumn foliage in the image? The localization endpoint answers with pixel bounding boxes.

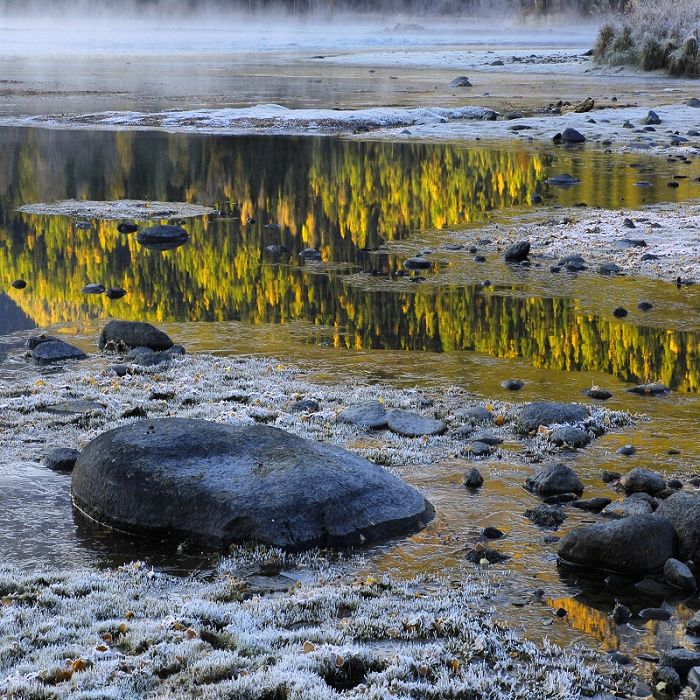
[0,128,698,391]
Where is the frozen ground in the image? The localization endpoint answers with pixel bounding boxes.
[17,200,214,220]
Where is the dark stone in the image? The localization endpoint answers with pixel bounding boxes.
[548,426,591,448]
[121,406,147,419]
[32,339,87,364]
[463,467,484,488]
[403,256,431,270]
[291,398,320,413]
[686,611,700,635]
[570,497,612,513]
[621,468,666,495]
[668,180,680,188]
[99,320,173,351]
[337,401,388,429]
[559,254,586,267]
[299,248,322,261]
[557,514,677,575]
[688,98,700,108]
[651,665,681,695]
[597,262,621,275]
[637,301,653,311]
[659,649,700,682]
[136,225,189,251]
[601,470,621,483]
[449,76,472,87]
[641,253,659,261]
[525,463,584,497]
[585,387,613,400]
[125,346,171,367]
[611,602,632,624]
[466,547,510,564]
[501,378,524,391]
[543,493,579,505]
[458,406,493,424]
[473,255,486,263]
[117,222,139,234]
[265,244,288,255]
[464,441,493,457]
[627,382,669,396]
[561,128,585,143]
[71,418,435,551]
[656,493,700,564]
[41,399,104,415]
[104,287,127,300]
[386,410,447,437]
[612,307,628,318]
[602,497,654,519]
[482,526,503,539]
[43,448,80,473]
[470,431,503,446]
[642,110,661,125]
[517,401,588,434]
[634,578,671,598]
[664,558,697,593]
[615,238,647,249]
[82,283,105,294]
[11,279,27,289]
[504,241,530,262]
[623,217,636,228]
[545,174,580,186]
[531,194,543,204]
[616,444,636,456]
[110,364,129,377]
[668,479,683,489]
[525,504,566,528]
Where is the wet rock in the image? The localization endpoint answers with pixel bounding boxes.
[291,398,320,413]
[616,444,636,456]
[621,467,666,495]
[449,76,472,87]
[466,546,509,564]
[585,387,613,400]
[43,447,80,473]
[664,558,697,593]
[11,279,27,289]
[457,406,493,424]
[601,470,621,483]
[517,401,588,434]
[612,307,628,318]
[470,431,503,446]
[337,401,388,429]
[136,225,189,250]
[561,128,586,143]
[32,339,87,364]
[482,526,503,539]
[299,248,322,261]
[656,492,700,564]
[464,441,493,457]
[99,320,173,352]
[597,262,621,275]
[602,497,654,519]
[525,463,584,497]
[548,425,591,448]
[504,241,530,262]
[668,479,683,490]
[659,649,700,682]
[531,193,543,204]
[82,283,105,294]
[557,514,677,575]
[651,665,681,695]
[386,410,447,437]
[72,418,435,550]
[117,222,139,234]
[104,287,127,300]
[525,504,566,528]
[463,467,484,488]
[686,611,700,636]
[611,602,632,624]
[570,497,612,513]
[634,578,672,598]
[545,174,581,186]
[403,256,431,270]
[637,301,653,311]
[642,110,661,125]
[627,381,669,396]
[543,493,579,505]
[501,378,524,391]
[125,346,172,367]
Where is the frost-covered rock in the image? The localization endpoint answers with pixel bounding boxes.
[72,418,434,550]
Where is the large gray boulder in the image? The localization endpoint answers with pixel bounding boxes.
[525,463,584,497]
[657,492,700,564]
[558,514,676,575]
[516,401,589,434]
[71,418,434,551]
[31,339,87,364]
[98,320,174,351]
[621,467,666,495]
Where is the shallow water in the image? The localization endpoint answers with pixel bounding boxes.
[1,126,700,666]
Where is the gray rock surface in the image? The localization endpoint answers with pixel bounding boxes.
[337,401,388,429]
[664,558,697,593]
[98,320,174,351]
[659,649,700,682]
[43,448,80,472]
[548,425,591,448]
[525,463,584,497]
[463,467,483,488]
[601,497,654,519]
[621,467,666,495]
[525,504,566,528]
[136,225,189,250]
[627,381,669,396]
[657,492,700,564]
[386,409,447,437]
[558,514,677,575]
[504,241,530,262]
[31,339,87,364]
[516,401,588,434]
[72,418,435,551]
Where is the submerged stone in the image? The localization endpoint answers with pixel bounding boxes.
[72,418,435,551]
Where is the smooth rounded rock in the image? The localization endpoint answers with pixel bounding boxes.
[627,381,669,396]
[463,467,484,488]
[386,409,447,437]
[136,225,189,250]
[656,492,700,564]
[403,256,431,270]
[117,222,139,234]
[501,379,524,391]
[517,401,588,434]
[82,283,105,294]
[557,514,677,575]
[464,441,493,457]
[71,418,435,551]
[525,463,584,497]
[585,387,613,400]
[98,320,174,351]
[561,127,585,143]
[570,497,611,513]
[31,339,87,364]
[660,649,700,682]
[664,558,697,593]
[548,425,591,448]
[621,467,666,495]
[299,248,322,261]
[601,497,654,519]
[597,262,621,275]
[43,448,80,473]
[11,279,27,289]
[337,401,388,429]
[616,444,636,456]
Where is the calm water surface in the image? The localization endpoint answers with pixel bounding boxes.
[1,126,700,663]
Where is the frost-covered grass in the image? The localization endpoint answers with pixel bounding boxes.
[0,559,633,699]
[0,351,633,473]
[595,0,700,76]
